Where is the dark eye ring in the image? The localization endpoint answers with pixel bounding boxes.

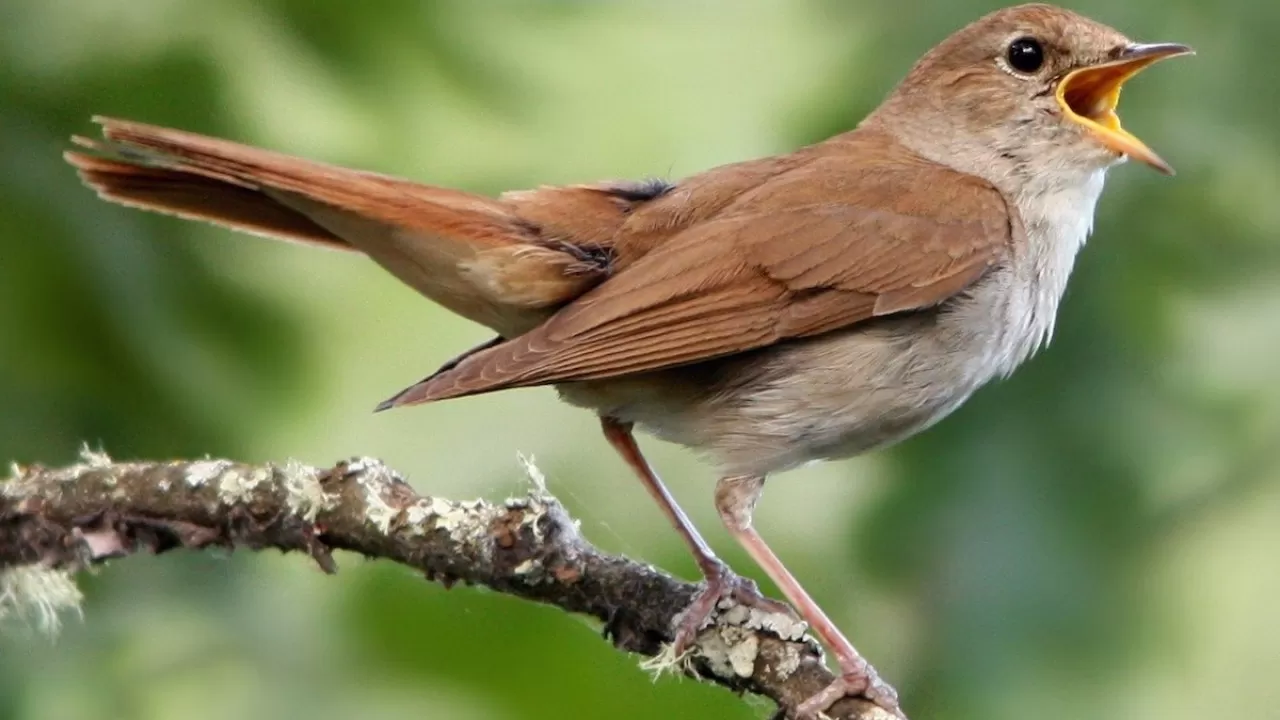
[1006,36,1045,74]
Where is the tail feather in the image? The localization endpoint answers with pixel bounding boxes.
[65,150,348,250]
[66,116,679,398]
[80,117,521,245]
[64,117,640,335]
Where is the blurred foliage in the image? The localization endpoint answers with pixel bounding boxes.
[1,1,1278,719]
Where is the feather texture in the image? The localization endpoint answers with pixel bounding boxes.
[387,132,1012,405]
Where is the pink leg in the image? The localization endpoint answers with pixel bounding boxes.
[600,418,790,652]
[715,475,904,719]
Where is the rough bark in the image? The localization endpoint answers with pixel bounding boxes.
[0,451,894,720]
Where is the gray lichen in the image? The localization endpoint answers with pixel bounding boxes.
[281,460,331,522]
[0,566,84,635]
[79,446,112,470]
[428,497,480,537]
[722,601,809,643]
[2,464,30,499]
[183,459,231,488]
[354,459,402,533]
[217,466,269,504]
[647,597,814,684]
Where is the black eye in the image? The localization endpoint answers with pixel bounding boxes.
[1006,37,1045,73]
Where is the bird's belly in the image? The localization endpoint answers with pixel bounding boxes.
[697,322,990,476]
[560,305,1010,478]
[561,233,1066,479]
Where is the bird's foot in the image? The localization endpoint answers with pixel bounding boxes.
[670,560,795,656]
[794,655,904,719]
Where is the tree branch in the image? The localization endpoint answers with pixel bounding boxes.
[0,451,894,720]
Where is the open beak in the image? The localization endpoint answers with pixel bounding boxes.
[1056,42,1194,175]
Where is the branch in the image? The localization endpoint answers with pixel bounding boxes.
[0,451,894,720]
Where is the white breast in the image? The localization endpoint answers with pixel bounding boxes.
[989,168,1106,377]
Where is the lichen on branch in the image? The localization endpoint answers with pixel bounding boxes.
[0,450,894,720]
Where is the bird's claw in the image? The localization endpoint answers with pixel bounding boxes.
[670,561,795,655]
[794,662,904,719]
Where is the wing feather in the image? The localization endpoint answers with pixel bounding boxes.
[386,137,1014,406]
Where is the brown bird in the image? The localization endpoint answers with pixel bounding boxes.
[64,4,1189,717]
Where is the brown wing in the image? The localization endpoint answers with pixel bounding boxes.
[385,140,1014,406]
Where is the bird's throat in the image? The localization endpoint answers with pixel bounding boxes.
[1007,168,1106,358]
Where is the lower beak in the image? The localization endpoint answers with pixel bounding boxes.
[1056,42,1194,175]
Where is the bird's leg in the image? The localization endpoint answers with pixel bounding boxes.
[715,475,904,719]
[600,418,791,653]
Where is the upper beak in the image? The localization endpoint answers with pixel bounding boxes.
[1056,42,1194,175]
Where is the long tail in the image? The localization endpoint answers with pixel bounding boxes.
[66,117,656,337]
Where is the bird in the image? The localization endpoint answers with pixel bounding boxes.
[63,4,1190,717]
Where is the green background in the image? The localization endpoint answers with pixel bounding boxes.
[2,1,1277,719]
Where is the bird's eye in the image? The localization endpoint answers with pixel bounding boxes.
[1006,37,1045,74]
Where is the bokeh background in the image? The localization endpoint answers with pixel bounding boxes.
[2,1,1277,719]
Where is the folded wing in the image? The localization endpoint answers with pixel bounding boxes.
[385,138,1014,405]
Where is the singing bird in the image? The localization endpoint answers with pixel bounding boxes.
[64,4,1189,717]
